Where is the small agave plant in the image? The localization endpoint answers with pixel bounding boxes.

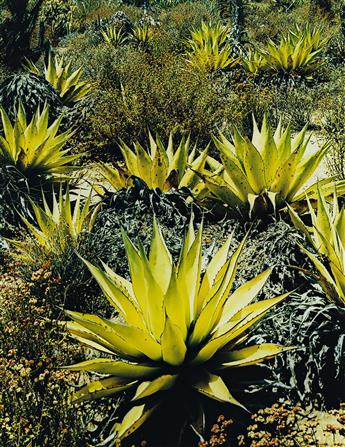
[100,132,208,193]
[25,52,92,106]
[63,217,290,443]
[8,186,100,260]
[289,187,345,306]
[199,115,337,217]
[264,25,327,80]
[0,102,78,179]
[186,21,238,72]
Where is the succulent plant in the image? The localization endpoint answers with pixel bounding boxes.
[0,102,78,179]
[0,72,63,123]
[64,218,290,443]
[25,52,92,106]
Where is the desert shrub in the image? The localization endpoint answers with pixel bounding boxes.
[7,188,109,313]
[0,262,114,447]
[73,1,142,31]
[15,235,110,313]
[159,1,220,44]
[234,219,311,295]
[245,1,332,45]
[86,48,232,150]
[236,402,345,447]
[0,165,33,235]
[249,290,345,407]
[325,1,345,64]
[90,186,204,274]
[269,83,317,130]
[323,97,345,179]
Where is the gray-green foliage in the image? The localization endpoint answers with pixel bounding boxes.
[324,97,345,179]
[0,72,63,122]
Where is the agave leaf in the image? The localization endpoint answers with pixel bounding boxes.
[65,310,146,359]
[190,236,247,345]
[257,115,279,185]
[65,321,120,355]
[132,374,177,401]
[217,268,272,328]
[82,258,144,329]
[170,135,188,183]
[64,358,162,378]
[193,293,290,364]
[161,318,187,366]
[70,376,137,404]
[164,267,187,339]
[193,372,245,408]
[177,223,203,324]
[149,216,172,294]
[287,143,330,201]
[135,142,152,185]
[180,146,208,189]
[137,241,166,340]
[217,343,293,368]
[151,141,169,190]
[119,139,139,176]
[114,403,159,440]
[197,233,233,306]
[202,175,243,206]
[242,137,267,193]
[287,204,313,245]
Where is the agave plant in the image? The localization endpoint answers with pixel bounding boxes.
[189,21,229,47]
[289,24,328,51]
[100,133,209,193]
[101,26,126,47]
[25,52,92,106]
[8,186,100,260]
[186,21,238,72]
[0,102,78,179]
[130,24,154,46]
[264,26,327,79]
[199,115,336,217]
[0,72,63,123]
[240,49,267,75]
[289,188,345,306]
[63,217,290,442]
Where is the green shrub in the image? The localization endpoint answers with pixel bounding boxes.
[245,1,332,45]
[268,84,317,130]
[159,1,220,44]
[86,47,232,149]
[73,1,142,30]
[323,96,345,179]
